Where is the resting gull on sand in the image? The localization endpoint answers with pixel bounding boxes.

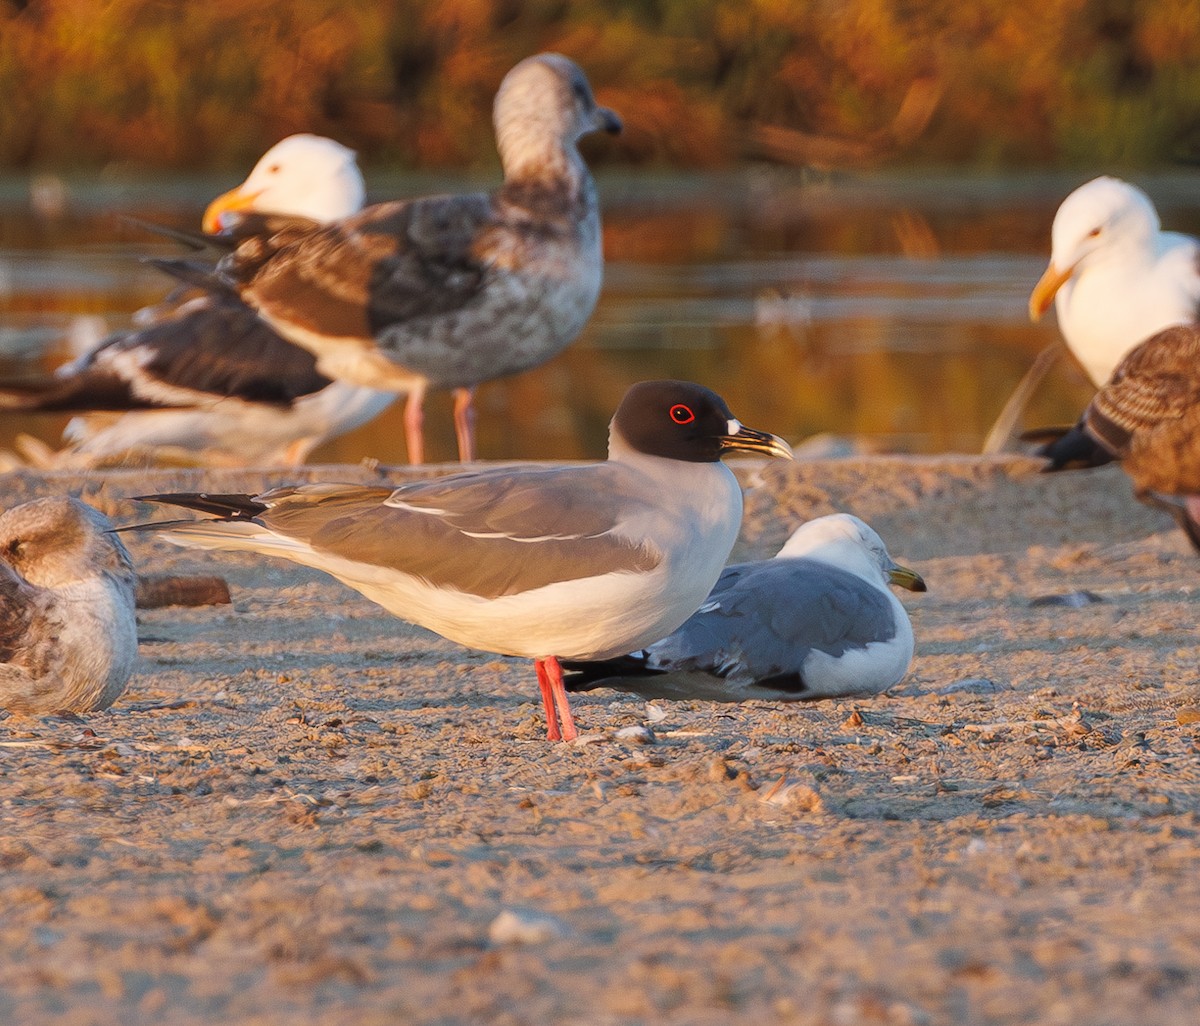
[160,53,621,464]
[0,135,394,468]
[135,380,793,741]
[0,497,138,714]
[564,514,924,702]
[1038,323,1200,550]
[1029,176,1200,388]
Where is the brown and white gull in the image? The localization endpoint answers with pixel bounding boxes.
[0,497,138,714]
[182,53,622,464]
[136,380,793,741]
[1038,323,1200,549]
[1,135,395,468]
[565,514,925,702]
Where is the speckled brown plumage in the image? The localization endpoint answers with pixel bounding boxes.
[1037,323,1200,551]
[199,54,622,464]
[1083,324,1200,496]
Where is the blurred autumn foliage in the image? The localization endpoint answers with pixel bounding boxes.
[2,0,1200,172]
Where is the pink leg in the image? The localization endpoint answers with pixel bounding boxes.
[452,387,477,463]
[281,437,316,467]
[403,388,425,465]
[535,659,562,742]
[541,656,578,742]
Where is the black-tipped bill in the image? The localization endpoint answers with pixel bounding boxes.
[596,107,623,135]
[888,564,927,593]
[718,421,794,461]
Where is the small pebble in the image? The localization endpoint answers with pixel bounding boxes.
[488,909,569,946]
[643,703,668,723]
[615,725,656,745]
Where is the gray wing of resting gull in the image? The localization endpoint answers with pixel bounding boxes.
[1036,323,1200,552]
[0,497,138,714]
[1029,176,1200,389]
[564,514,925,702]
[131,379,794,742]
[0,135,394,468]
[159,53,622,465]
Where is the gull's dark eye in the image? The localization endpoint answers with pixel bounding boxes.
[268,163,281,174]
[1087,227,1102,238]
[670,404,696,425]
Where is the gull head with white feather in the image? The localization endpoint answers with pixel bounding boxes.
[1029,176,1161,322]
[203,134,365,233]
[611,379,794,464]
[777,513,926,593]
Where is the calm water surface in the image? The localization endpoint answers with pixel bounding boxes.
[2,169,1198,464]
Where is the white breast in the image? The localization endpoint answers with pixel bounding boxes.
[1058,235,1200,386]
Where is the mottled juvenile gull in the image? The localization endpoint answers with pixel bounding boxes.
[136,381,793,741]
[0,497,138,714]
[1029,177,1200,387]
[177,53,621,464]
[564,514,924,702]
[1038,323,1200,550]
[0,135,394,467]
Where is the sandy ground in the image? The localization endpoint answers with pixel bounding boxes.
[1,456,1199,1026]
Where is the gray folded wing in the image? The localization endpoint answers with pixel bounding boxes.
[253,463,663,600]
[646,557,897,686]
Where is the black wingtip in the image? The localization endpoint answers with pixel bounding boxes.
[120,215,227,252]
[1022,419,1117,472]
[0,369,164,414]
[133,492,267,520]
[145,257,237,296]
[560,654,659,692]
[110,516,226,535]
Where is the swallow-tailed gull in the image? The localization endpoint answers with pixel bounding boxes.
[137,380,793,741]
[1038,323,1200,549]
[1029,177,1200,387]
[177,53,621,464]
[0,497,138,714]
[564,514,924,702]
[0,135,394,467]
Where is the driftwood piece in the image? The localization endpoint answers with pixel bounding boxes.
[135,573,231,608]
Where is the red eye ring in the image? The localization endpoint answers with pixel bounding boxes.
[670,404,696,425]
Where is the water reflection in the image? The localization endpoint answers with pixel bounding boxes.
[3,169,1193,465]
